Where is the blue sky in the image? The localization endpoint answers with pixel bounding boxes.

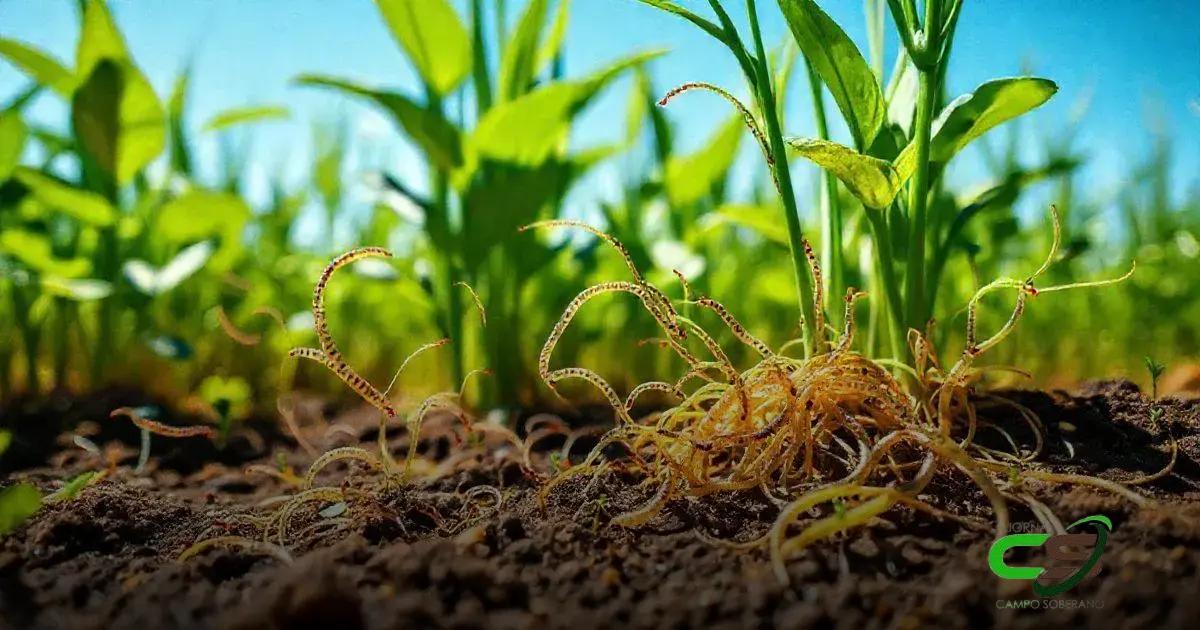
[2,0,1197,236]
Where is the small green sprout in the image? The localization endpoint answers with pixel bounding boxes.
[1145,356,1166,400]
[0,429,42,535]
[0,483,41,535]
[198,375,252,445]
[44,472,99,505]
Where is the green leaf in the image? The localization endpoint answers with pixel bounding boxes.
[894,77,1058,182]
[787,137,900,209]
[0,430,11,457]
[461,148,608,273]
[636,1,732,50]
[0,110,27,181]
[0,483,41,534]
[374,0,471,96]
[710,203,789,244]
[777,0,884,149]
[156,191,250,268]
[884,56,917,135]
[472,83,576,166]
[71,59,166,185]
[76,0,129,76]
[123,240,215,295]
[473,49,663,166]
[1144,357,1166,381]
[665,115,742,207]
[296,75,463,170]
[534,0,572,77]
[203,105,290,133]
[167,70,192,175]
[0,38,75,96]
[498,0,550,101]
[12,167,116,226]
[0,229,92,278]
[44,472,96,504]
[41,277,113,301]
[461,161,568,271]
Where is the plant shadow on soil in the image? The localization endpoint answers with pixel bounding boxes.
[2,380,1200,629]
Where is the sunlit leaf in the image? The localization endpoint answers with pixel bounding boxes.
[0,37,75,95]
[296,75,462,170]
[12,167,116,226]
[0,483,41,534]
[203,105,290,133]
[894,77,1058,182]
[44,472,96,504]
[0,229,92,278]
[884,56,917,135]
[0,110,27,181]
[472,83,575,166]
[778,0,884,149]
[122,240,215,295]
[71,59,166,185]
[473,49,663,166]
[787,137,900,209]
[157,191,249,268]
[665,115,742,207]
[635,1,733,51]
[76,0,129,76]
[0,430,11,457]
[167,70,192,175]
[374,0,470,96]
[534,0,572,77]
[42,277,113,301]
[709,203,789,245]
[498,0,550,101]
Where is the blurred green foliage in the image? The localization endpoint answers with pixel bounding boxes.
[0,0,1195,420]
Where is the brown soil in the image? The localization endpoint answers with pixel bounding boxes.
[2,380,1199,630]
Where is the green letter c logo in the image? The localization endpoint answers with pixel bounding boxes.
[988,533,1050,580]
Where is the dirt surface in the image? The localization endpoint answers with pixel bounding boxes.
[2,380,1200,630]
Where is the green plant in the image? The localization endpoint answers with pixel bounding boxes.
[296,0,659,408]
[0,431,40,535]
[1145,356,1166,399]
[635,1,1065,369]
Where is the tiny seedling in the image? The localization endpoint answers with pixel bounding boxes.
[43,471,100,505]
[1145,356,1166,400]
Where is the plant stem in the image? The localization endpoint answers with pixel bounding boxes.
[434,173,464,390]
[866,211,906,362]
[423,85,465,391]
[746,0,820,355]
[805,61,844,327]
[11,284,39,393]
[904,0,942,331]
